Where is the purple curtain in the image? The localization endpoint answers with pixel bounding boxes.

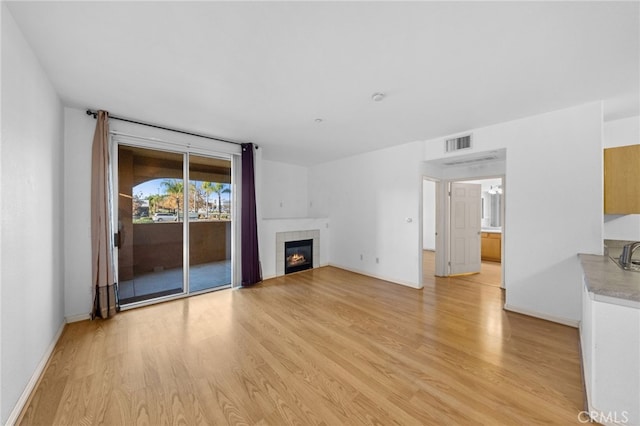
[241,143,262,286]
[91,110,118,318]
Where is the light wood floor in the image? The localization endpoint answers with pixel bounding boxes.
[19,263,584,425]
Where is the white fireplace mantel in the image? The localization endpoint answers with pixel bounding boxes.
[259,217,330,280]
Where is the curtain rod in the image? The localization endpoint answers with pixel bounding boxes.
[86,109,256,148]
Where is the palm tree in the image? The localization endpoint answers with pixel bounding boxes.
[146,194,164,215]
[202,182,230,218]
[161,179,184,217]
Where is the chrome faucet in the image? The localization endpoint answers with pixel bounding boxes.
[619,242,640,266]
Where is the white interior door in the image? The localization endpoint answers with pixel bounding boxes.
[450,182,481,275]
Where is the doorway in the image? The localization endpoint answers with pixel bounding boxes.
[453,177,503,287]
[114,144,234,306]
[422,176,505,289]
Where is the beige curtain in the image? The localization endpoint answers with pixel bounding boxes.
[91,110,117,319]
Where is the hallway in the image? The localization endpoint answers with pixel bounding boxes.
[423,250,502,288]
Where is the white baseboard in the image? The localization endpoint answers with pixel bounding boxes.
[328,263,422,289]
[504,303,579,328]
[65,313,90,323]
[5,321,66,426]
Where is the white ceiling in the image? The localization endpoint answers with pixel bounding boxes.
[6,1,639,166]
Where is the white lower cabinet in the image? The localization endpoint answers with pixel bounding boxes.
[580,278,640,426]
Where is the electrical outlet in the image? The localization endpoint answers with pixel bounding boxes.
[376,257,379,264]
[360,254,363,261]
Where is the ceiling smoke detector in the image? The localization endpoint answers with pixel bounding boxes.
[371,92,385,102]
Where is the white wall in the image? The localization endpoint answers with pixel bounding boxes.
[261,160,309,219]
[605,115,639,149]
[424,102,603,324]
[63,108,95,320]
[1,4,65,423]
[257,159,333,279]
[603,116,640,241]
[309,141,424,288]
[422,180,436,250]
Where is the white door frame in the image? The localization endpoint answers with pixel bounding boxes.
[420,177,446,284]
[435,179,447,277]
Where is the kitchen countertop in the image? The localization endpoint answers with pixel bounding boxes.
[481,228,502,234]
[579,242,640,309]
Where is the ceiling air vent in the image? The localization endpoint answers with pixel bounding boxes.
[445,134,472,152]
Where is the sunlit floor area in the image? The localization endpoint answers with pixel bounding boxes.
[118,260,231,304]
[19,265,583,425]
[423,249,502,288]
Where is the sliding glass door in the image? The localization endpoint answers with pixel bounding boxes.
[188,154,232,292]
[115,144,232,306]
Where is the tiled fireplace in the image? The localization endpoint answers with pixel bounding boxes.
[276,229,320,276]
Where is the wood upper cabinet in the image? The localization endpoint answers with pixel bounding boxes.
[604,145,640,214]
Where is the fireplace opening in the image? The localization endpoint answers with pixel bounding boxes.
[285,239,313,274]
